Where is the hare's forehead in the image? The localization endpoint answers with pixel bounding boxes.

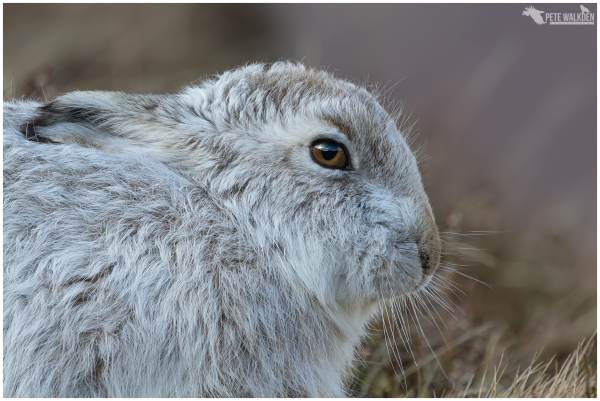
[244,117,345,147]
[246,110,399,144]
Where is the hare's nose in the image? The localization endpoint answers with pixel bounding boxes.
[417,216,441,275]
[418,238,440,275]
[419,249,432,272]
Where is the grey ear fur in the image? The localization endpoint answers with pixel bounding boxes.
[18,91,196,165]
[21,92,133,144]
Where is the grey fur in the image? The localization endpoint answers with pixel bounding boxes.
[4,62,440,397]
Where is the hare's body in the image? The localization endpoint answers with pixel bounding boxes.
[4,62,440,397]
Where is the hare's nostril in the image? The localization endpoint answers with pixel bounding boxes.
[419,249,431,272]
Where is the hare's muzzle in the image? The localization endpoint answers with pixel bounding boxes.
[415,208,441,279]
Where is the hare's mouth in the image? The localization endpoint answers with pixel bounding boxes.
[370,254,426,301]
[414,270,436,294]
[375,268,435,310]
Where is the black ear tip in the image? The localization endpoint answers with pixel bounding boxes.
[19,122,58,144]
[17,101,98,145]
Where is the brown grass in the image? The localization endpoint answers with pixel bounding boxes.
[481,335,596,398]
[351,309,596,398]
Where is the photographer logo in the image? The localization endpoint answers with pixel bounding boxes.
[522,4,594,25]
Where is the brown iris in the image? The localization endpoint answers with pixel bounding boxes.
[311,141,348,169]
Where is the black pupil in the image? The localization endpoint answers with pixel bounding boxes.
[320,143,339,160]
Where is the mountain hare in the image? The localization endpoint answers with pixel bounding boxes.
[4,62,441,397]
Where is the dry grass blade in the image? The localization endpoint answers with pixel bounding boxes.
[397,322,496,384]
[477,333,597,398]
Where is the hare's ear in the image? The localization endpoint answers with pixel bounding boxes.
[19,91,184,162]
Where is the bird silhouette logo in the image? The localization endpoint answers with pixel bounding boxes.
[522,6,546,24]
[580,5,590,13]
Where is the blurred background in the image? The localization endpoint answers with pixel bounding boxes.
[4,4,596,396]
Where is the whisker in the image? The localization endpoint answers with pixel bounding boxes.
[407,296,448,379]
[389,292,416,364]
[426,284,463,317]
[422,286,456,318]
[440,268,492,288]
[378,283,406,388]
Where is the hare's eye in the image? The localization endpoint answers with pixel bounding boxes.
[310,141,348,169]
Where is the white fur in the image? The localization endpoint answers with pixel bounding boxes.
[3,62,440,397]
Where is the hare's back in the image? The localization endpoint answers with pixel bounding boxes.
[3,126,229,397]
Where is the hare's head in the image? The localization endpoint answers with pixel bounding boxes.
[21,62,440,312]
